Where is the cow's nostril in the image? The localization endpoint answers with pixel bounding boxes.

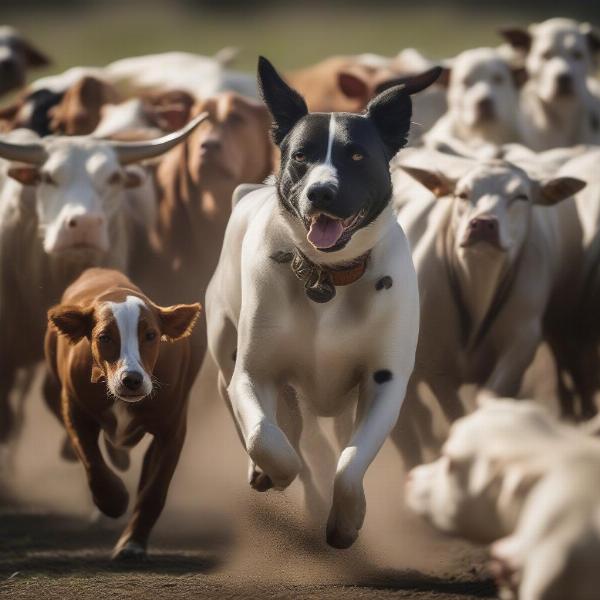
[122,371,143,391]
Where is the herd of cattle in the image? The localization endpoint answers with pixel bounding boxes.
[1,15,600,600]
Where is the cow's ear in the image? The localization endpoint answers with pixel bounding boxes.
[581,23,600,56]
[48,304,94,344]
[7,165,40,186]
[338,72,370,100]
[257,56,308,146]
[401,166,454,197]
[498,27,532,52]
[157,302,201,342]
[123,166,144,188]
[19,38,51,67]
[534,176,586,206]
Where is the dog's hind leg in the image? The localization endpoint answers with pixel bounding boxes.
[278,387,328,520]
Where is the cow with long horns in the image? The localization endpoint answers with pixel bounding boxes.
[0,114,207,446]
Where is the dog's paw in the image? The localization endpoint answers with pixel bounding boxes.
[325,476,366,549]
[90,470,129,518]
[246,420,301,490]
[249,464,274,492]
[112,539,147,561]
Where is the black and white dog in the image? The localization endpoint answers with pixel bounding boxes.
[206,57,439,548]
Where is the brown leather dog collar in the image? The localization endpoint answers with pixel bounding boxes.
[271,248,370,303]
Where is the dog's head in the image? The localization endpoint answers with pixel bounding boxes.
[258,56,440,259]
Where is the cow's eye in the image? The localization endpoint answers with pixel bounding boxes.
[108,172,122,185]
[41,172,56,185]
[572,49,584,61]
[292,151,306,163]
[145,330,157,342]
[98,333,111,344]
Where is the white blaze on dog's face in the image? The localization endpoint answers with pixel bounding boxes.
[402,161,585,264]
[445,48,519,133]
[502,18,600,104]
[48,294,201,403]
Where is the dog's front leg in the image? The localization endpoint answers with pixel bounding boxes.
[326,372,407,549]
[228,369,301,490]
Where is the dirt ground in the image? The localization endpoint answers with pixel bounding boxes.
[0,356,510,600]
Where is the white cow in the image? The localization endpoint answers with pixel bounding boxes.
[500,18,600,150]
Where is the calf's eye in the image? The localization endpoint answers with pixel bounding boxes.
[145,330,157,342]
[98,333,111,343]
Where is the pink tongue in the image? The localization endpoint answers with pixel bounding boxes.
[307,214,344,249]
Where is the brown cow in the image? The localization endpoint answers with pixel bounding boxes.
[44,268,201,560]
[133,91,275,305]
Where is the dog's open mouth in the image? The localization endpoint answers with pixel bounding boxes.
[306,209,367,250]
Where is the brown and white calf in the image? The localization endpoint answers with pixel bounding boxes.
[0,116,205,444]
[44,268,201,559]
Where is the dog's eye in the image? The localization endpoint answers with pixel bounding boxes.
[492,73,505,85]
[41,172,56,185]
[145,330,157,342]
[542,50,553,61]
[351,152,364,162]
[572,49,584,61]
[456,191,469,201]
[292,151,306,163]
[511,193,528,203]
[98,333,111,344]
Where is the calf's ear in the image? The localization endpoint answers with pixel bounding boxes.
[257,56,308,145]
[534,176,586,206]
[400,165,454,197]
[48,305,94,344]
[157,303,202,342]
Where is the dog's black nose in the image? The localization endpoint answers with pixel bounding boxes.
[476,97,495,119]
[306,183,337,208]
[122,371,143,391]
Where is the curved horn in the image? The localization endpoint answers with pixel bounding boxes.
[110,112,209,165]
[0,137,46,165]
[374,66,443,96]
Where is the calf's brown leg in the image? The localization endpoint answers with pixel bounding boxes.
[113,424,186,560]
[62,392,129,518]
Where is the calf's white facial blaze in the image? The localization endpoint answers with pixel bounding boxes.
[107,295,153,400]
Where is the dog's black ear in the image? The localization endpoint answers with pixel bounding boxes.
[498,27,532,52]
[257,56,308,145]
[367,67,442,159]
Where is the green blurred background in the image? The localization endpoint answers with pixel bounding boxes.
[2,0,598,76]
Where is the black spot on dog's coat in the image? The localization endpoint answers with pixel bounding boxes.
[375,276,393,291]
[373,369,393,384]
